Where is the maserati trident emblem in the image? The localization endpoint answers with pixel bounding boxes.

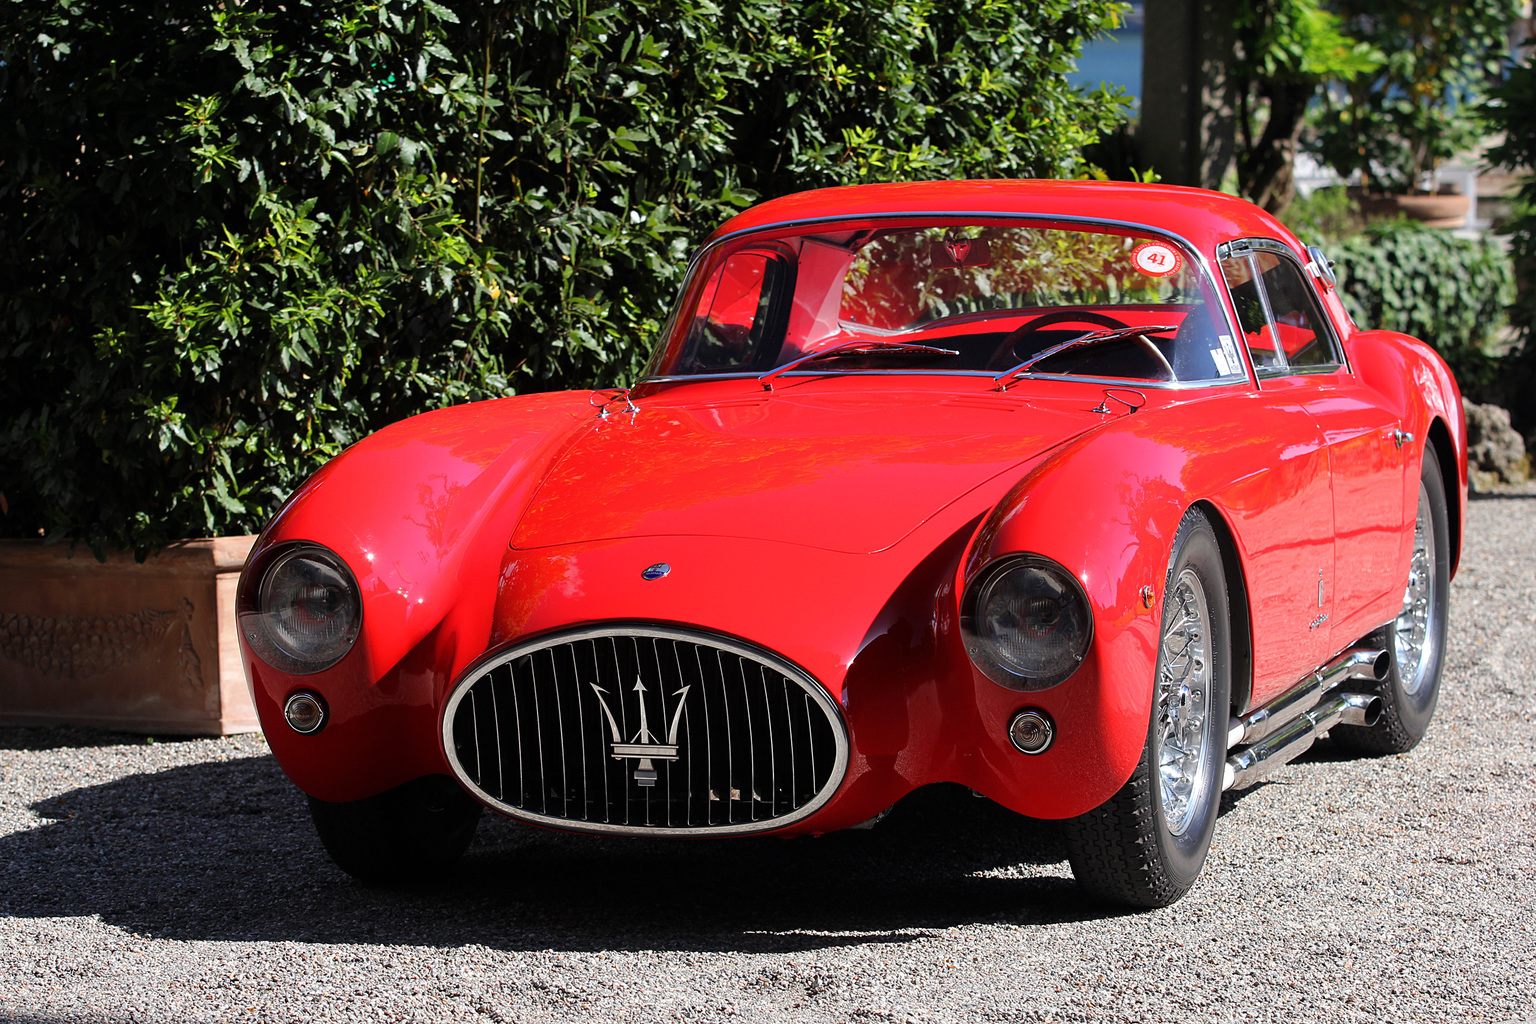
[591,677,690,786]
[641,562,671,580]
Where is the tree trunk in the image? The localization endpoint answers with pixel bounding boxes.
[1239,80,1315,214]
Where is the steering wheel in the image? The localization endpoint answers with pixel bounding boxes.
[989,309,1131,369]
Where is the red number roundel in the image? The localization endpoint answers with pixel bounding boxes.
[1131,242,1182,277]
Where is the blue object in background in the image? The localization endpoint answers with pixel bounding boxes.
[1068,3,1142,105]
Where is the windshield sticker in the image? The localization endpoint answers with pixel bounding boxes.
[1217,333,1242,372]
[1211,347,1232,376]
[1131,242,1182,277]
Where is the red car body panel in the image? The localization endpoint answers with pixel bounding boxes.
[239,181,1468,830]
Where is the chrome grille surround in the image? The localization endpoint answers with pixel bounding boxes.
[441,624,850,836]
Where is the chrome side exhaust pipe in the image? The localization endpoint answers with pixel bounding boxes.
[1224,691,1382,791]
[1227,647,1388,749]
[1222,645,1388,792]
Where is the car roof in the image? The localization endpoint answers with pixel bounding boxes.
[707,179,1303,256]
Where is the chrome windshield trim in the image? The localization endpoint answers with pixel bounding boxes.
[651,210,1249,387]
[644,369,1251,391]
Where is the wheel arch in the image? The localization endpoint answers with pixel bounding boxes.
[1193,499,1253,717]
[1425,416,1462,577]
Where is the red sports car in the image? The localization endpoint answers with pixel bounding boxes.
[237,180,1465,908]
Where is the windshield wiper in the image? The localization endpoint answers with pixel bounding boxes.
[759,341,960,391]
[993,325,1179,391]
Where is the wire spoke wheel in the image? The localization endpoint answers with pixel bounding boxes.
[1394,483,1439,696]
[1155,569,1214,837]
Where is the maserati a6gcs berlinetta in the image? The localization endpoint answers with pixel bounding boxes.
[237,180,1465,908]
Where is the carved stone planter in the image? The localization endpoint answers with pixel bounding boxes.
[0,536,259,735]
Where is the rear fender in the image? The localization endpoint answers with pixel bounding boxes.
[1347,330,1468,576]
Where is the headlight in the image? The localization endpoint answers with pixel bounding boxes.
[961,554,1093,690]
[239,543,361,674]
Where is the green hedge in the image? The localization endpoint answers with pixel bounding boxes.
[1329,221,1514,397]
[0,0,1130,555]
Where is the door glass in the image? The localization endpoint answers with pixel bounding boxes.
[1219,254,1282,369]
[1256,254,1339,368]
[1219,247,1341,373]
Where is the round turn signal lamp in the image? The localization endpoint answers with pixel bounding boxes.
[1008,709,1055,755]
[284,692,328,735]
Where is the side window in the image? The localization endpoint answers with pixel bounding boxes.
[1218,245,1341,374]
[1218,254,1281,369]
[1258,254,1339,368]
[681,250,788,372]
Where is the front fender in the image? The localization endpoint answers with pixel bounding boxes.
[957,412,1197,818]
[239,391,595,799]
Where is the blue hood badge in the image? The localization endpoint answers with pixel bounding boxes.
[641,563,671,581]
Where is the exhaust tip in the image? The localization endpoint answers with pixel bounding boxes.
[1337,692,1384,729]
[1368,650,1390,681]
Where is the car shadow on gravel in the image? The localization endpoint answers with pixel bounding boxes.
[0,754,1125,953]
[0,724,170,751]
[1468,489,1536,500]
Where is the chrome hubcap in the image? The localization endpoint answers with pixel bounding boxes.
[1156,569,1214,837]
[1395,482,1438,695]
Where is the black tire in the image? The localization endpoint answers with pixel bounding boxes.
[308,775,482,885]
[1063,507,1232,909]
[1332,445,1449,755]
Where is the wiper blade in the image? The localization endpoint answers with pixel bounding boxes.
[760,342,960,391]
[993,325,1178,391]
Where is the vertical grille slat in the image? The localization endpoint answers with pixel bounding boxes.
[469,688,482,784]
[804,690,817,800]
[531,650,548,816]
[556,654,574,822]
[589,639,609,824]
[652,636,668,828]
[739,656,756,822]
[446,626,847,836]
[508,659,525,807]
[692,644,711,826]
[610,636,628,827]
[760,663,776,817]
[783,678,797,810]
[565,643,588,822]
[716,648,735,825]
[487,667,504,801]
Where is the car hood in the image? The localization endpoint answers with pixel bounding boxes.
[510,383,1107,555]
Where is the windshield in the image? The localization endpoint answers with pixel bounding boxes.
[646,219,1245,384]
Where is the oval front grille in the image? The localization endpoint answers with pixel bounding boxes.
[442,626,849,836]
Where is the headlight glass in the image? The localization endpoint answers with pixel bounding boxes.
[241,544,361,674]
[962,555,1092,690]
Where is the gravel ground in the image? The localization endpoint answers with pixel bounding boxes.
[3,497,1534,1024]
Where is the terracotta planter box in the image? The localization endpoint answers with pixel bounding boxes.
[1356,191,1470,229]
[0,536,260,735]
